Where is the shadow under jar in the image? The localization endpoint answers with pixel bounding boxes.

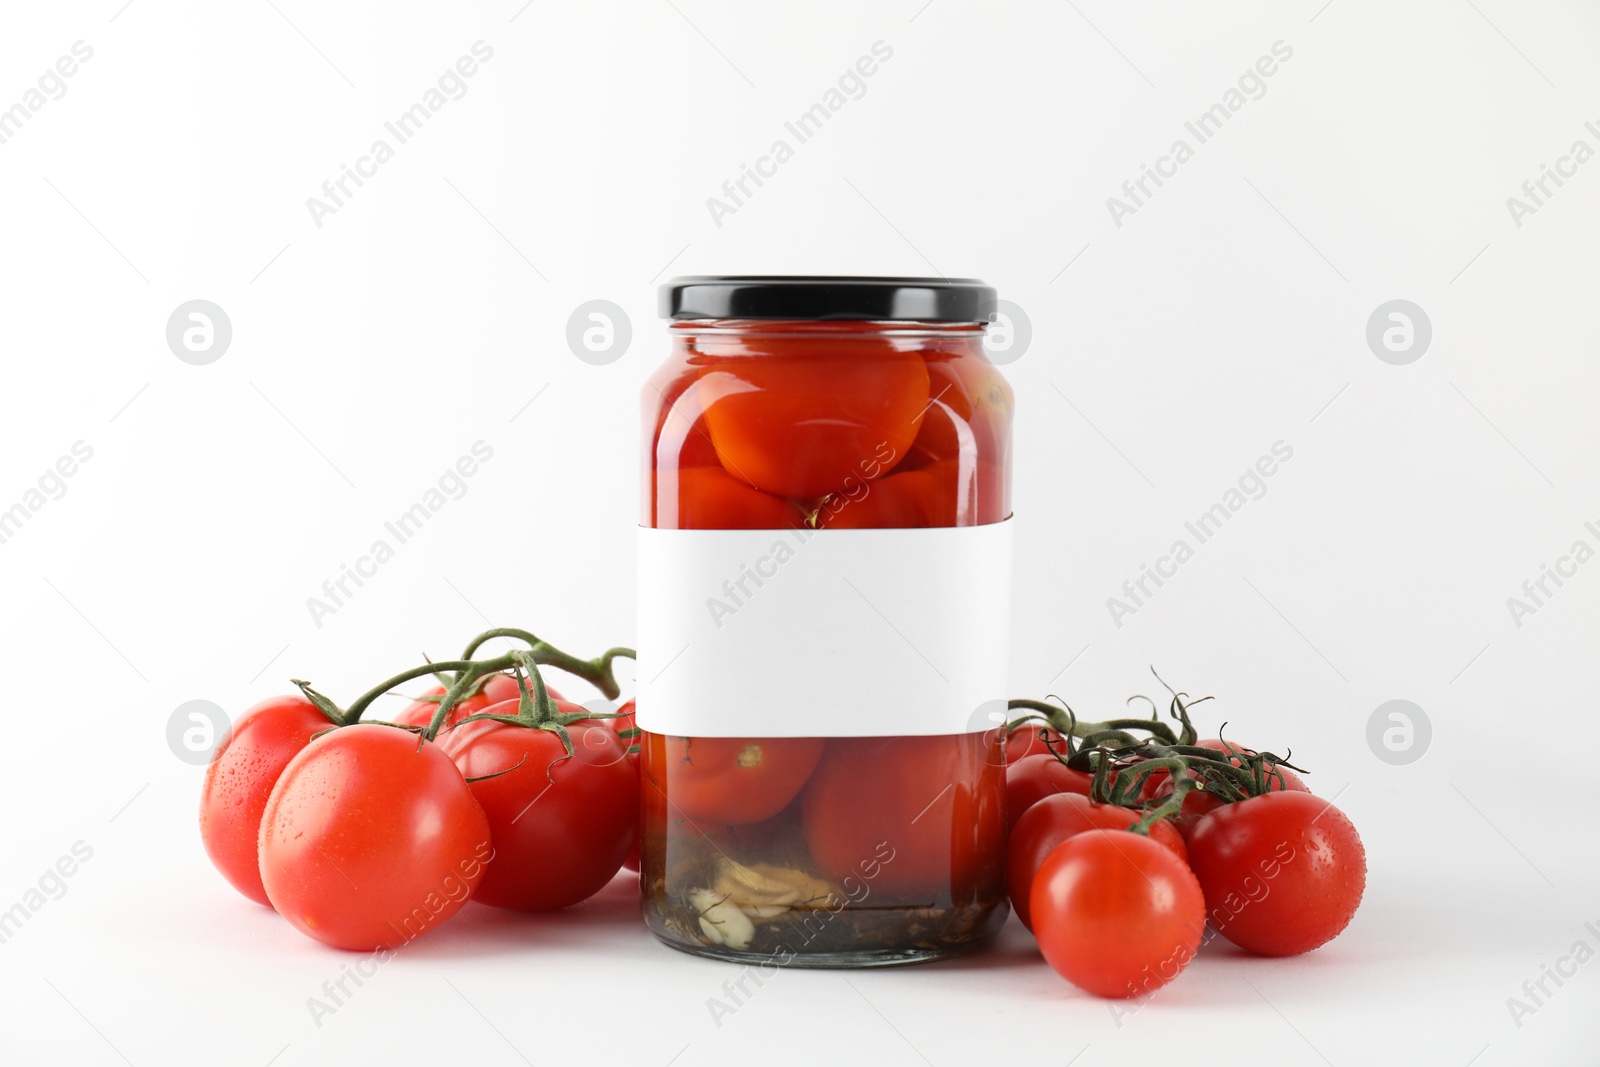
[638,277,1015,967]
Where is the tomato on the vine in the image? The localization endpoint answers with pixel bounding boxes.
[258,724,492,950]
[1003,721,1064,765]
[1159,740,1309,840]
[1185,790,1365,956]
[1005,753,1093,832]
[801,734,1004,900]
[199,695,335,906]
[392,672,562,731]
[1007,793,1188,931]
[1030,829,1206,999]
[1195,739,1308,791]
[440,700,637,911]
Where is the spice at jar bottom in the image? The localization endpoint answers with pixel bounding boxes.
[636,277,1015,967]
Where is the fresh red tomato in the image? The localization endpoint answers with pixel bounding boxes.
[1009,750,1182,827]
[259,724,491,950]
[440,701,638,911]
[1195,739,1309,792]
[1160,740,1310,840]
[657,466,807,530]
[1004,722,1065,765]
[1006,793,1188,931]
[393,685,489,731]
[199,695,334,906]
[1095,761,1180,806]
[1186,790,1365,957]
[801,734,1005,901]
[1164,786,1226,838]
[1030,829,1206,999]
[694,336,930,499]
[643,732,824,826]
[1005,753,1094,832]
[392,672,563,731]
[545,696,631,766]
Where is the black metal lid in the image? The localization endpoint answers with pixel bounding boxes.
[659,276,995,322]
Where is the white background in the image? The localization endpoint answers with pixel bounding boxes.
[1,1,1597,1064]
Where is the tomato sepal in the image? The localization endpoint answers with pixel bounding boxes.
[289,678,347,727]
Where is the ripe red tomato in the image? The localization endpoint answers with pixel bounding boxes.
[1003,722,1064,765]
[643,732,824,826]
[695,337,930,499]
[1077,747,1254,815]
[1195,739,1309,792]
[199,695,334,906]
[393,686,488,731]
[440,702,638,911]
[622,830,641,874]
[392,672,562,731]
[1160,740,1310,840]
[658,466,807,530]
[1164,787,1226,838]
[801,734,1005,901]
[258,724,492,950]
[1186,790,1365,957]
[1093,761,1182,807]
[1005,753,1093,832]
[1006,793,1188,931]
[1030,830,1206,999]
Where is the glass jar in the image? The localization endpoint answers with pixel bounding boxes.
[637,277,1014,967]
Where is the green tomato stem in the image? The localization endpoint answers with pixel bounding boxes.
[458,627,635,701]
[421,653,521,741]
[342,658,491,724]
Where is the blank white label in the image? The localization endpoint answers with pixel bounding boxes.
[636,520,1013,738]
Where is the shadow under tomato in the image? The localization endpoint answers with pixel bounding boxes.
[380,871,646,960]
